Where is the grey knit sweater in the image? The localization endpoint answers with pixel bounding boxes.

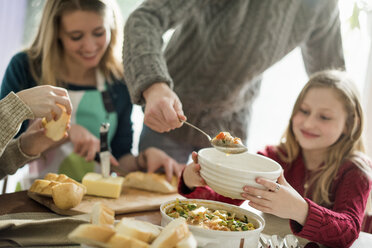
[123,0,345,147]
[0,92,38,179]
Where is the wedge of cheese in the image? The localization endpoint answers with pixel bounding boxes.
[82,172,124,198]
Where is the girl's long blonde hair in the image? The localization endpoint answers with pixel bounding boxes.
[278,70,372,208]
[27,0,123,86]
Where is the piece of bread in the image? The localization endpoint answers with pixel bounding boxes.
[91,202,115,226]
[42,103,70,141]
[150,218,189,248]
[28,173,86,209]
[44,173,87,194]
[104,233,150,248]
[123,172,178,193]
[68,223,115,248]
[52,182,85,210]
[29,179,60,196]
[176,233,197,248]
[115,218,161,243]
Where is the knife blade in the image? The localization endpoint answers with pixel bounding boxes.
[99,123,110,178]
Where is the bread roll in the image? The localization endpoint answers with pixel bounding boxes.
[42,103,70,141]
[44,173,87,194]
[29,173,86,209]
[91,202,115,226]
[150,218,189,248]
[68,224,115,247]
[123,172,178,193]
[29,179,59,196]
[115,218,161,243]
[104,233,150,248]
[52,182,85,210]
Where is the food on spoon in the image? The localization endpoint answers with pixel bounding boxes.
[166,199,256,231]
[42,103,71,141]
[123,171,178,194]
[211,132,243,148]
[82,172,124,198]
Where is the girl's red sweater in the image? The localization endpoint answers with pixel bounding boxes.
[178,146,372,248]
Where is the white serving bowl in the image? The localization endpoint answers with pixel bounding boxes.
[160,199,265,248]
[198,148,282,200]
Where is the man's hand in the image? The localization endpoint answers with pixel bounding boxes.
[143,82,186,132]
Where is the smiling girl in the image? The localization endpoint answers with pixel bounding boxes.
[180,70,372,247]
[0,0,182,183]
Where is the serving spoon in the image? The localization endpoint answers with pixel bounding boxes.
[181,120,248,154]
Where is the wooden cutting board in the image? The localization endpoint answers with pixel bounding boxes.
[28,186,183,216]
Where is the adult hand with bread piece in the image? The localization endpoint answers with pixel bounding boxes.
[141,147,185,182]
[16,85,72,122]
[142,82,186,133]
[19,119,64,157]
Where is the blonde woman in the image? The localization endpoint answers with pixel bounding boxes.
[0,0,183,182]
[181,70,372,247]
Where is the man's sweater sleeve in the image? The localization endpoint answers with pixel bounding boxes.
[289,168,372,248]
[301,0,345,75]
[123,0,200,105]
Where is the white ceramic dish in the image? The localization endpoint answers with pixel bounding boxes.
[160,199,265,248]
[198,148,282,200]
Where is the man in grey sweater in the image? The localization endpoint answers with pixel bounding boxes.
[123,0,345,163]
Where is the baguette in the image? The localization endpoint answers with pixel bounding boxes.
[28,173,86,209]
[104,233,150,248]
[29,179,59,196]
[123,172,178,193]
[91,202,115,226]
[150,218,189,248]
[52,182,85,210]
[68,224,115,247]
[115,218,161,243]
[44,173,87,194]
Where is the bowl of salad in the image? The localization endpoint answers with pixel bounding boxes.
[160,199,265,248]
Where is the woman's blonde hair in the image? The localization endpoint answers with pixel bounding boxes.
[278,69,372,207]
[27,0,123,86]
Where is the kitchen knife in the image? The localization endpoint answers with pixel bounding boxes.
[100,122,110,178]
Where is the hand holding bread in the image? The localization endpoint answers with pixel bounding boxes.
[16,85,72,122]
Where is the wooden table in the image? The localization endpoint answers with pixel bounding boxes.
[1,191,372,248]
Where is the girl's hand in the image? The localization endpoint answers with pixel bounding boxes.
[241,172,309,225]
[144,147,184,182]
[183,152,206,190]
[68,124,118,165]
